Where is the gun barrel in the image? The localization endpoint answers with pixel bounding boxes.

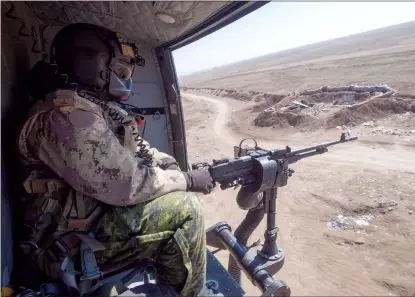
[288,136,357,156]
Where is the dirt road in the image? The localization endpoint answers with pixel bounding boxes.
[182,92,415,296]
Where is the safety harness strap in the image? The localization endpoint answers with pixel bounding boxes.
[78,242,103,295]
[68,204,106,231]
[52,233,105,295]
[75,192,86,219]
[45,233,81,263]
[60,257,79,294]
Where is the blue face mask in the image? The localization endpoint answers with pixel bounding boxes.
[108,71,133,101]
[108,56,134,100]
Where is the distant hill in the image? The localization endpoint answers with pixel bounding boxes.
[179,21,415,93]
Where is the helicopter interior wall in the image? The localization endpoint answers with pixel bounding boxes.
[1,2,43,287]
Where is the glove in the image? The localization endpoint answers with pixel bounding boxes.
[159,157,180,171]
[182,169,215,194]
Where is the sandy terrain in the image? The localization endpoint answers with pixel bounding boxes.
[180,21,415,94]
[181,92,415,296]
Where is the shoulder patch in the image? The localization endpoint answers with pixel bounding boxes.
[121,44,135,57]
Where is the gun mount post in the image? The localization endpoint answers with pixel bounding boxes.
[259,187,281,259]
[207,222,290,296]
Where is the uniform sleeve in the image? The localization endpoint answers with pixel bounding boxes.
[34,107,188,206]
[149,147,176,162]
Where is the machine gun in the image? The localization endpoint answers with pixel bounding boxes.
[192,133,358,297]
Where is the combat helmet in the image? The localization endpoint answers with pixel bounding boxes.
[50,23,145,101]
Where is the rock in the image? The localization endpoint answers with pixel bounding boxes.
[409,210,413,214]
[363,121,377,128]
[378,201,388,207]
[389,200,398,207]
[355,239,365,245]
[336,126,342,130]
[411,130,415,134]
[387,207,394,212]
[300,99,309,106]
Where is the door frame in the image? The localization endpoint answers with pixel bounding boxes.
[155,1,269,170]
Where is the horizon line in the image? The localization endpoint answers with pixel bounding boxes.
[177,19,415,78]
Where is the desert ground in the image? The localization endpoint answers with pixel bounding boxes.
[178,21,415,296]
[180,21,415,94]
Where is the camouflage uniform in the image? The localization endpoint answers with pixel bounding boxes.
[18,89,206,296]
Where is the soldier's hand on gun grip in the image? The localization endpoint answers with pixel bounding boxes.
[182,169,215,194]
[159,157,180,171]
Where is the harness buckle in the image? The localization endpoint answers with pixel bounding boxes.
[80,243,102,281]
[47,237,70,262]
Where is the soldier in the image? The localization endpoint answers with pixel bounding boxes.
[17,23,214,297]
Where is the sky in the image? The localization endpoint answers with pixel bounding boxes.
[173,2,415,76]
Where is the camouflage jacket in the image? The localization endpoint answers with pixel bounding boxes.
[18,90,188,206]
